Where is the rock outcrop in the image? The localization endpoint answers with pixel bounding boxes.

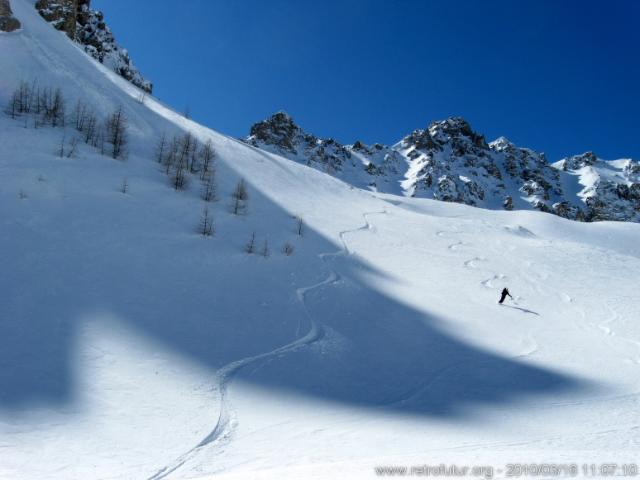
[35,0,152,93]
[248,112,351,172]
[246,112,406,193]
[0,0,21,32]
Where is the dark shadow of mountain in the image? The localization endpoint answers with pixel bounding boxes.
[233,237,583,417]
[0,169,592,418]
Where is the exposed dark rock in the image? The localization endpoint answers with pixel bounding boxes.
[563,151,597,170]
[35,0,78,38]
[248,112,300,154]
[503,195,514,211]
[0,0,21,32]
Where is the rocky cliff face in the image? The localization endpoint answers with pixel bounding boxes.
[0,0,21,32]
[248,112,351,173]
[246,113,639,223]
[554,153,640,222]
[396,118,566,215]
[35,0,152,93]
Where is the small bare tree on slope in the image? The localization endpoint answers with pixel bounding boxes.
[231,179,249,215]
[105,106,128,159]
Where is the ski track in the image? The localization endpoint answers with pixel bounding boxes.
[480,274,506,289]
[435,230,462,238]
[389,232,541,409]
[561,292,572,303]
[364,208,640,449]
[433,423,640,456]
[388,332,540,409]
[515,332,539,358]
[146,211,387,479]
[601,301,640,365]
[463,257,487,269]
[596,304,617,337]
[447,241,465,251]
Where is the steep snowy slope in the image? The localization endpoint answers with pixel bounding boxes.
[247,113,639,223]
[1,2,640,480]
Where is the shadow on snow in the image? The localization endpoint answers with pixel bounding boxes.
[0,180,591,419]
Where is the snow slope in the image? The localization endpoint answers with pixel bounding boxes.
[1,2,640,479]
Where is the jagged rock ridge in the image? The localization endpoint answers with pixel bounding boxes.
[246,113,639,223]
[35,0,151,93]
[247,112,406,194]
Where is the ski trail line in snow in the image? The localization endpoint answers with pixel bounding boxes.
[596,300,619,337]
[387,329,540,409]
[146,210,387,480]
[447,241,465,251]
[602,300,640,365]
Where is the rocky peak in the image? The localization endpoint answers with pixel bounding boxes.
[246,113,406,191]
[350,140,386,155]
[246,112,352,174]
[351,140,367,151]
[401,116,489,156]
[248,111,304,154]
[489,136,516,152]
[0,0,21,32]
[35,0,152,93]
[562,151,598,171]
[428,117,488,149]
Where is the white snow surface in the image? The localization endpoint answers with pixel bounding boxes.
[1,2,640,479]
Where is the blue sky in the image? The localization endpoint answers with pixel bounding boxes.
[93,0,639,161]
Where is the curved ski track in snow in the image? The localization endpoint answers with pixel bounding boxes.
[389,227,545,409]
[146,211,387,479]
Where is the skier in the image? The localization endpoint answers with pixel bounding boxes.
[499,287,512,304]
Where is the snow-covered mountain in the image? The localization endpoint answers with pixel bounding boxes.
[553,152,640,222]
[2,2,640,479]
[247,113,639,223]
[35,0,152,92]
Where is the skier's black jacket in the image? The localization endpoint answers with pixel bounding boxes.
[499,288,512,304]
